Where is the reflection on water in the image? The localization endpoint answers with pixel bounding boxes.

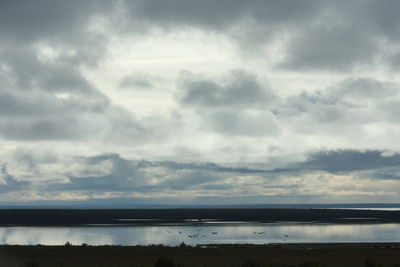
[0,223,399,246]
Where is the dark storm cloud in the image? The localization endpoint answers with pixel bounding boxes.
[122,0,321,30]
[299,150,400,173]
[0,0,110,43]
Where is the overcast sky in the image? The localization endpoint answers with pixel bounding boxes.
[0,0,400,205]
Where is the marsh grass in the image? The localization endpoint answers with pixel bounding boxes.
[0,243,397,267]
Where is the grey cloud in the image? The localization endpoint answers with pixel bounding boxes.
[2,150,399,202]
[0,44,148,142]
[119,73,155,89]
[162,170,221,190]
[300,150,400,173]
[275,0,400,72]
[0,117,86,141]
[361,167,400,181]
[119,1,400,72]
[122,0,322,30]
[275,77,400,137]
[0,1,112,73]
[3,1,400,74]
[205,110,280,137]
[328,78,398,102]
[180,70,274,109]
[178,70,279,136]
[0,164,30,192]
[0,47,101,97]
[358,0,400,41]
[46,154,143,192]
[0,0,110,44]
[278,26,378,71]
[388,53,400,70]
[45,154,268,193]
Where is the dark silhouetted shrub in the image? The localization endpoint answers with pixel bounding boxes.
[298,262,324,267]
[154,256,176,267]
[179,241,189,248]
[241,259,262,267]
[365,257,381,267]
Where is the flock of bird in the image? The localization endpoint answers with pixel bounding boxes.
[163,229,289,241]
[88,228,290,242]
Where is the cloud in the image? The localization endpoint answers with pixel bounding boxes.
[178,70,280,136]
[272,77,400,143]
[204,110,280,137]
[121,0,321,30]
[0,164,30,192]
[0,44,150,142]
[0,148,398,203]
[116,0,400,72]
[327,78,398,102]
[179,70,275,108]
[119,73,156,89]
[1,1,400,204]
[298,150,400,173]
[0,0,109,43]
[278,26,378,71]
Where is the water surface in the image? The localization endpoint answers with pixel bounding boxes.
[0,223,399,246]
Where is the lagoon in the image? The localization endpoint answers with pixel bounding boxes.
[0,223,399,246]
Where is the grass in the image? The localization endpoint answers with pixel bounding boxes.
[0,243,399,267]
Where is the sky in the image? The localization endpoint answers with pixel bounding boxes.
[0,0,400,205]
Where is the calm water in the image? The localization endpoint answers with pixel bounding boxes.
[0,223,399,246]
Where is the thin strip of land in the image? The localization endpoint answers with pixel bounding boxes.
[0,209,399,226]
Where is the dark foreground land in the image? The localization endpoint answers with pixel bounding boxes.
[0,208,399,226]
[0,243,399,267]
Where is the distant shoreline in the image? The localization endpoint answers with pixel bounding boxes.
[0,208,399,226]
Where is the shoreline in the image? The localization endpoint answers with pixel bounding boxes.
[0,208,399,226]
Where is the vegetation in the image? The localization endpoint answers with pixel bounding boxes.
[0,208,399,226]
[0,243,398,267]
